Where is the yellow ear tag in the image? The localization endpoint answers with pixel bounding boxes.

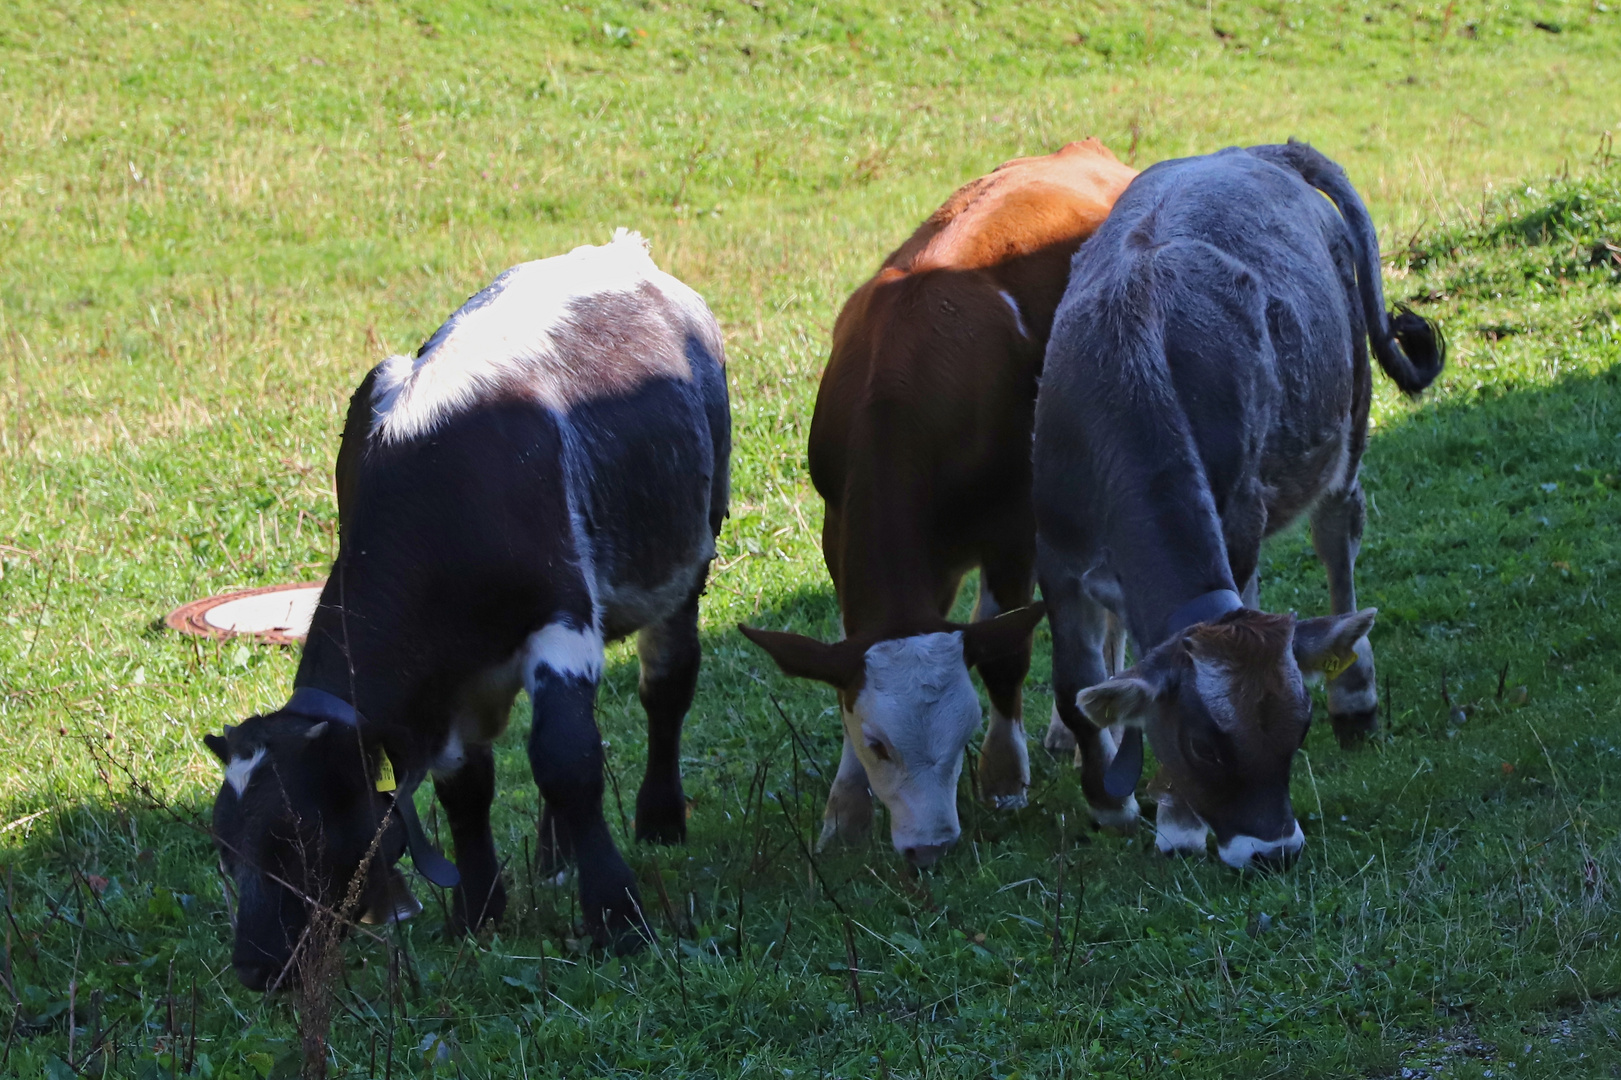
[1319,652,1356,680]
[374,748,397,793]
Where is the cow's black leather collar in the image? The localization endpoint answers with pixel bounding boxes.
[284,686,363,727]
[1163,589,1245,640]
[280,686,462,890]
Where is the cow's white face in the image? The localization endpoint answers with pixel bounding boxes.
[842,633,977,866]
[739,603,1046,870]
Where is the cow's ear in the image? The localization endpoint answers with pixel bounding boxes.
[1076,639,1178,728]
[960,603,1046,668]
[1076,674,1161,730]
[204,733,231,765]
[1294,609,1376,678]
[738,625,866,689]
[1079,671,1169,800]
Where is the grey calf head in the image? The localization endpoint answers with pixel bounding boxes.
[1077,607,1375,868]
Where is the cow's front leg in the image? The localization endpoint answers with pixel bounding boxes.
[1039,543,1138,830]
[1311,482,1379,747]
[1044,610,1123,757]
[536,803,573,881]
[634,580,703,844]
[432,742,506,934]
[971,568,1035,810]
[526,626,648,953]
[1043,702,1078,755]
[818,734,874,849]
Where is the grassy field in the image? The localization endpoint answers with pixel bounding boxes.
[2,1,1621,1076]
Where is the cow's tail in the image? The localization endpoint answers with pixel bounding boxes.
[1249,141,1445,396]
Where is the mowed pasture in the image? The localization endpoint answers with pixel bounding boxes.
[2,1,1620,1076]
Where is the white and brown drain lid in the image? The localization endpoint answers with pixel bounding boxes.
[166,582,324,645]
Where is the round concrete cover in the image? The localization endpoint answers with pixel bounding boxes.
[166,582,325,645]
[203,587,321,636]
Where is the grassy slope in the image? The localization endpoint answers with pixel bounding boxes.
[1,1,1620,1077]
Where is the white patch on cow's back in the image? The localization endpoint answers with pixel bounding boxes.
[997,290,1030,339]
[523,620,605,689]
[1217,820,1304,868]
[225,747,266,797]
[369,229,722,443]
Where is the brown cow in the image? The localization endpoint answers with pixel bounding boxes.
[741,140,1137,866]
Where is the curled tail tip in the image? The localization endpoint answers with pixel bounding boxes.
[1385,304,1446,396]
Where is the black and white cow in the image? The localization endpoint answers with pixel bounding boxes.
[204,230,730,989]
[1032,142,1443,868]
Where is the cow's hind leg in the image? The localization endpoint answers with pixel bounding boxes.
[1311,482,1378,747]
[433,743,508,934]
[526,625,648,953]
[973,554,1037,810]
[633,576,705,845]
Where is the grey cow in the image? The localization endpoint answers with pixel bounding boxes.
[1032,142,1444,868]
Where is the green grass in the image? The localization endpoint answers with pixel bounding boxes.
[2,1,1621,1076]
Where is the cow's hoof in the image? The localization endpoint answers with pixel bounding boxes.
[1043,708,1078,756]
[978,755,1030,810]
[816,813,872,851]
[450,876,508,936]
[1087,795,1140,835]
[1330,708,1379,750]
[600,906,652,955]
[537,809,575,877]
[580,874,651,956]
[360,868,423,926]
[978,720,1030,808]
[634,784,688,845]
[817,787,874,850]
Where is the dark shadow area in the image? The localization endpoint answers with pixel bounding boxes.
[4,360,1618,1077]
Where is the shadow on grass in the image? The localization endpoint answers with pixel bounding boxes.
[2,360,1618,1077]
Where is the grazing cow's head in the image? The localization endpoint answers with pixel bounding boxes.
[1076,608,1376,869]
[739,604,1045,868]
[204,715,407,990]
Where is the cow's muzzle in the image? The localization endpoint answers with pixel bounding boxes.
[1216,820,1304,870]
[902,840,957,869]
